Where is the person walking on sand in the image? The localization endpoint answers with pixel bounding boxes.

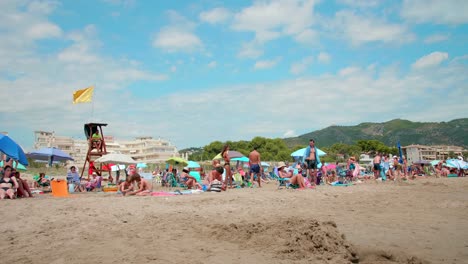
[249,147,262,188]
[302,139,319,185]
[221,144,232,189]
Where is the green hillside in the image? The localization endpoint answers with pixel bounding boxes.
[283,118,468,148]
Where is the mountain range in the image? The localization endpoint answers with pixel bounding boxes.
[283,118,468,148]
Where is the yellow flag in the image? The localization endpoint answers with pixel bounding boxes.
[73,86,94,104]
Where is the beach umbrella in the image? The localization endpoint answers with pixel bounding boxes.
[187,161,200,168]
[212,150,244,160]
[0,134,29,166]
[446,159,468,169]
[290,147,326,158]
[136,162,148,168]
[430,160,440,166]
[95,153,135,164]
[189,171,201,182]
[231,156,249,162]
[0,160,27,171]
[166,157,188,167]
[27,147,73,166]
[261,161,270,167]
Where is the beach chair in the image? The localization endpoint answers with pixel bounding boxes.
[232,173,244,188]
[276,173,290,189]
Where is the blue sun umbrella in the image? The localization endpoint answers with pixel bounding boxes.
[137,163,148,168]
[187,161,201,168]
[27,147,73,167]
[290,147,326,158]
[231,156,249,162]
[0,134,29,166]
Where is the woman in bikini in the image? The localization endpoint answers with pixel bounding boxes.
[0,165,19,199]
[221,144,232,189]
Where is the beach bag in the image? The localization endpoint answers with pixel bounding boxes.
[210,180,222,192]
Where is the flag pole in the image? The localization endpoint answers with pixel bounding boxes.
[91,84,95,122]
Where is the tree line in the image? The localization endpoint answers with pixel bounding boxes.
[185,137,398,162]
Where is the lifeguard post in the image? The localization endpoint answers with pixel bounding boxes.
[81,123,110,179]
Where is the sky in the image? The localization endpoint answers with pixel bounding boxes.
[1,0,467,151]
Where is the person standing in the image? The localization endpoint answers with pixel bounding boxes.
[373,153,382,180]
[302,139,319,185]
[221,144,231,189]
[248,147,262,187]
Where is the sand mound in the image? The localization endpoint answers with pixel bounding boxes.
[208,218,359,263]
[206,218,428,264]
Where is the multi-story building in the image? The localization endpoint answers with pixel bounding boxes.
[33,131,179,165]
[402,144,465,164]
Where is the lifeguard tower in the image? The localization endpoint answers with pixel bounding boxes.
[81,123,110,179]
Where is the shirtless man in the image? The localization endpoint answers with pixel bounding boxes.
[303,139,318,185]
[248,147,262,187]
[373,153,382,179]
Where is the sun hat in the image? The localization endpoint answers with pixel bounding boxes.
[277,162,287,169]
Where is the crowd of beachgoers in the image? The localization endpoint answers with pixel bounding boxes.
[1,140,466,199]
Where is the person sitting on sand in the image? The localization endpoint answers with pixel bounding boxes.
[35,172,50,189]
[119,177,134,196]
[127,173,151,196]
[0,165,19,199]
[277,162,306,189]
[180,168,202,190]
[208,160,224,183]
[12,170,33,198]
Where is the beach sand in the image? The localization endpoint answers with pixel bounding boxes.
[1,177,467,264]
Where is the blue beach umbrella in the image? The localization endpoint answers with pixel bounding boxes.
[137,163,148,168]
[290,147,326,158]
[27,147,73,166]
[187,161,201,168]
[0,134,29,166]
[231,156,249,162]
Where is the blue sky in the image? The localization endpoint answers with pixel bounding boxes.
[1,0,467,151]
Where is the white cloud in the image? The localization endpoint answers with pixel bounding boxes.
[208,61,217,68]
[153,29,202,52]
[232,0,318,43]
[290,56,313,75]
[332,11,415,45]
[317,52,331,64]
[283,130,297,137]
[101,0,135,7]
[424,34,450,44]
[337,0,381,8]
[401,0,468,25]
[254,57,281,70]
[199,7,231,24]
[412,52,449,69]
[237,42,263,59]
[26,22,62,39]
[294,29,318,44]
[153,11,203,53]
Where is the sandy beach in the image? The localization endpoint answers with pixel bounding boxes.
[1,177,467,264]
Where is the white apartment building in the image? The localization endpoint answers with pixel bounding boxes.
[33,131,179,165]
[403,144,465,164]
